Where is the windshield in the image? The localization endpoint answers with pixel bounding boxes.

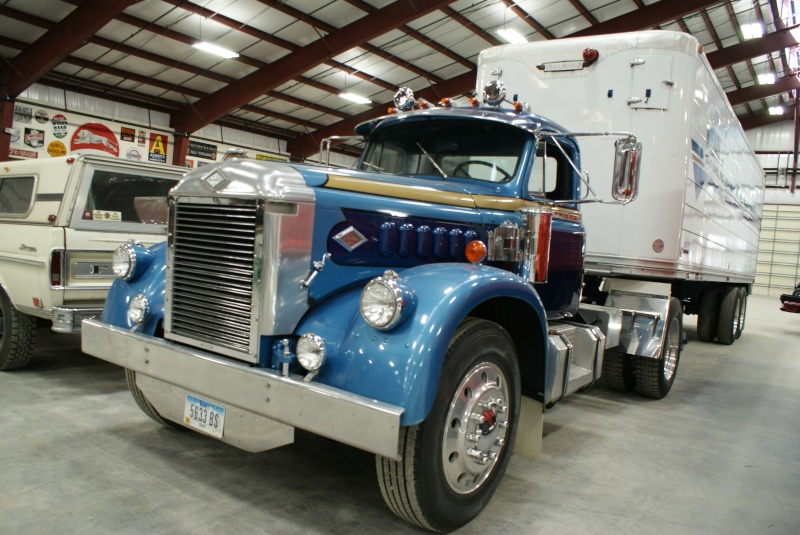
[359,119,525,182]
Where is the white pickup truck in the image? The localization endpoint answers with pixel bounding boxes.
[0,155,184,370]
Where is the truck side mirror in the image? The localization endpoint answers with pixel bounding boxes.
[612,137,641,203]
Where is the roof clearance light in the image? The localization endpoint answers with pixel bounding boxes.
[741,23,764,40]
[440,98,452,107]
[758,73,776,84]
[769,106,785,115]
[340,92,372,105]
[497,28,528,44]
[583,48,600,65]
[193,42,239,59]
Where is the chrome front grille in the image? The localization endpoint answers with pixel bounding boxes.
[168,200,259,356]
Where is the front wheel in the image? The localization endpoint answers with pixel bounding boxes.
[376,318,521,532]
[125,369,183,430]
[635,297,682,399]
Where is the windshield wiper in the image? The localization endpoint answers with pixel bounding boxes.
[416,142,449,180]
[362,162,385,173]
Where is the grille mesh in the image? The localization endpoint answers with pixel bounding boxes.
[169,201,258,354]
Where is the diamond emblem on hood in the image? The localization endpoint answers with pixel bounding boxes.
[203,171,228,191]
[333,226,367,251]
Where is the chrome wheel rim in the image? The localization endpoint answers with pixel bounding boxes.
[442,362,510,495]
[663,316,680,381]
[731,298,741,335]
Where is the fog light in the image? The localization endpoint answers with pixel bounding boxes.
[127,294,149,325]
[297,334,326,372]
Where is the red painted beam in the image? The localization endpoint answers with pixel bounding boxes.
[739,112,793,130]
[726,75,800,106]
[0,99,13,161]
[286,72,475,160]
[0,0,141,97]
[571,0,725,36]
[706,24,800,68]
[171,0,454,136]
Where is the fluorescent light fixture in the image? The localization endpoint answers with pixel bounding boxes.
[741,23,763,40]
[758,73,776,84]
[340,92,372,104]
[768,106,784,115]
[497,28,528,45]
[193,42,239,59]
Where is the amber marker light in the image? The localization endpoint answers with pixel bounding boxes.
[388,107,397,114]
[465,240,487,264]
[440,98,452,107]
[470,97,480,107]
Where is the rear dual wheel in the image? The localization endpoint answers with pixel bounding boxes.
[376,318,520,532]
[717,287,744,345]
[634,297,682,399]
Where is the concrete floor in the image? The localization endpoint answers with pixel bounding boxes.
[1,294,798,534]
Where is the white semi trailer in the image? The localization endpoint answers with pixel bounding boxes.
[478,30,765,389]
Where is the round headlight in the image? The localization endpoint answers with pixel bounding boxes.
[127,294,149,325]
[297,334,326,372]
[360,271,404,330]
[112,244,135,280]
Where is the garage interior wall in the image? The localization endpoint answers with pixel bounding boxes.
[748,123,800,296]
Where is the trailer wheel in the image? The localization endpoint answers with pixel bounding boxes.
[0,288,37,371]
[696,288,720,342]
[635,297,682,399]
[735,287,747,339]
[602,350,636,392]
[125,369,184,430]
[376,318,520,532]
[716,287,742,345]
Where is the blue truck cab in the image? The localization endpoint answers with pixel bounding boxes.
[82,82,642,532]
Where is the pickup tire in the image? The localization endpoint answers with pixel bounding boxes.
[635,297,682,399]
[376,318,520,532]
[0,289,37,371]
[125,369,183,430]
[697,288,720,342]
[717,287,742,345]
[602,350,636,392]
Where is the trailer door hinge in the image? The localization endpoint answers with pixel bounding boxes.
[627,97,643,105]
[630,59,645,66]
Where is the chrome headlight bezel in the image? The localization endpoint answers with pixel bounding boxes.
[360,270,407,330]
[112,242,154,282]
[296,334,326,372]
[127,294,149,325]
[112,243,136,280]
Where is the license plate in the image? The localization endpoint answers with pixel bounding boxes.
[184,394,225,438]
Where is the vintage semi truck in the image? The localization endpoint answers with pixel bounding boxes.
[80,30,762,533]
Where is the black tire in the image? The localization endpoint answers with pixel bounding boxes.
[634,297,682,399]
[0,288,37,371]
[376,318,521,532]
[735,287,747,339]
[716,287,742,346]
[602,350,636,392]
[125,369,184,430]
[696,288,720,342]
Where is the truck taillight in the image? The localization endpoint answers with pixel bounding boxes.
[50,250,63,287]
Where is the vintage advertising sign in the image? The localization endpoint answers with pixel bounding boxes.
[188,140,217,160]
[24,128,45,148]
[10,148,38,158]
[121,127,136,142]
[47,140,67,157]
[52,114,68,138]
[148,133,168,163]
[70,123,120,157]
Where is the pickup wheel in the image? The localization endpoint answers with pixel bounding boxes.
[696,288,720,342]
[716,287,742,345]
[602,350,636,392]
[125,369,183,430]
[735,287,747,339]
[635,297,682,399]
[376,318,520,532]
[0,289,37,371]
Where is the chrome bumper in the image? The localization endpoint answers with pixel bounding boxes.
[81,319,404,459]
[52,305,103,333]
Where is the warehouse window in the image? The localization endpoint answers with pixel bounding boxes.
[0,176,35,216]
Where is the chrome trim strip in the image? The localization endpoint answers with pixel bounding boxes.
[0,254,46,267]
[82,319,403,459]
[16,305,52,319]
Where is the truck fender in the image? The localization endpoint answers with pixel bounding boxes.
[296,263,548,426]
[101,241,168,335]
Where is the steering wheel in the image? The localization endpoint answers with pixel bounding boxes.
[452,160,512,181]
